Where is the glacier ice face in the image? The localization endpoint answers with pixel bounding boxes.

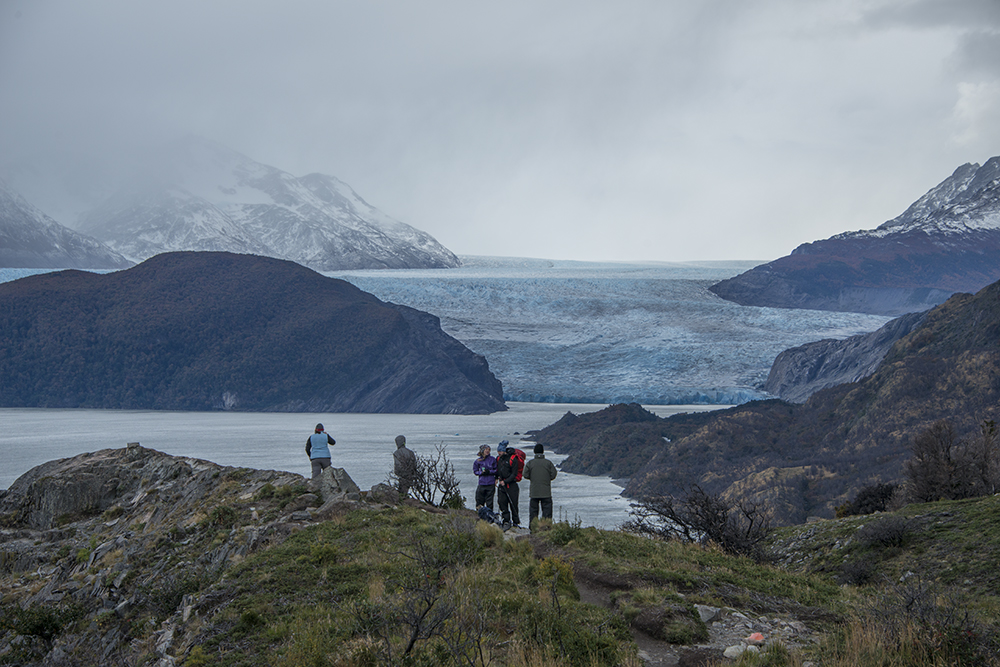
[331,257,891,405]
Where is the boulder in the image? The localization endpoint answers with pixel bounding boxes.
[310,467,361,501]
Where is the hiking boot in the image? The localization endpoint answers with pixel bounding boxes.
[502,520,512,531]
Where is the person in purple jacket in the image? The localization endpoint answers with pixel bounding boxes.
[472,444,498,512]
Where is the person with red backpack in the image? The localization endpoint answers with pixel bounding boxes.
[496,440,524,529]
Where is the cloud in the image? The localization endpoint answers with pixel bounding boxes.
[1,1,1000,262]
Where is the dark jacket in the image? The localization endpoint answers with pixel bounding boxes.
[523,454,557,499]
[393,445,417,481]
[496,450,518,486]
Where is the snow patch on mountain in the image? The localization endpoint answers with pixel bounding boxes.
[76,137,460,271]
[0,179,132,269]
[829,157,1000,242]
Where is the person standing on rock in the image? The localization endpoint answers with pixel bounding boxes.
[496,440,521,529]
[473,444,497,511]
[306,423,336,479]
[524,443,557,526]
[393,435,418,498]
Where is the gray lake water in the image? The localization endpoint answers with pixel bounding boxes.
[0,402,722,529]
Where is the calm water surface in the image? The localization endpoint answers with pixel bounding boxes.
[0,402,723,529]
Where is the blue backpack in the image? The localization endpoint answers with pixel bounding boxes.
[477,506,501,524]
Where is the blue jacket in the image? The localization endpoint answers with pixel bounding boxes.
[473,455,497,485]
[306,432,335,459]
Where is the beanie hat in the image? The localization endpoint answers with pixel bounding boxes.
[534,444,544,454]
[315,423,324,432]
[479,444,490,456]
[395,435,406,447]
[497,440,508,452]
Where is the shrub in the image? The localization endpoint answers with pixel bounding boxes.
[202,505,239,529]
[849,575,1000,666]
[549,516,584,546]
[838,558,878,587]
[386,443,465,508]
[906,419,1000,502]
[622,485,773,562]
[836,483,899,518]
[101,505,125,521]
[856,516,913,549]
[0,603,83,643]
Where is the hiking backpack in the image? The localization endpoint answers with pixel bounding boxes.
[510,448,526,483]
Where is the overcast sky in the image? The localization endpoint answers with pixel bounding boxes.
[1,1,999,262]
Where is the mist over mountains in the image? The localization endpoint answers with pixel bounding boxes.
[1,138,459,272]
[0,178,131,269]
[710,157,1000,316]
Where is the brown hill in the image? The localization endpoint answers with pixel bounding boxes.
[0,251,506,414]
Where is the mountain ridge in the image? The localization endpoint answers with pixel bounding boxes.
[0,178,132,270]
[709,157,1000,315]
[4,137,460,272]
[76,137,461,271]
[0,251,505,414]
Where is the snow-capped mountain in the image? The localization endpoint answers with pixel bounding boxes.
[837,157,1000,240]
[709,157,1000,315]
[77,138,461,271]
[0,178,132,269]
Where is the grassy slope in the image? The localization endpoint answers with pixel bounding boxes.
[3,467,999,666]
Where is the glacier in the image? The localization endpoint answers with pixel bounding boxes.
[0,256,891,406]
[329,256,892,405]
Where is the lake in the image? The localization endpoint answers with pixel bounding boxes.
[0,402,723,529]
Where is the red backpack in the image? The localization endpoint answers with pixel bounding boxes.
[510,448,526,483]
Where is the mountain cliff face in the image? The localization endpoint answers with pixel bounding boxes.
[73,137,461,271]
[709,157,1000,315]
[0,251,505,414]
[0,179,132,270]
[763,310,927,403]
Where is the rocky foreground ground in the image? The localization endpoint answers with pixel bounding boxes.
[1,445,830,666]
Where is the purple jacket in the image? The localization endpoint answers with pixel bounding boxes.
[473,455,497,485]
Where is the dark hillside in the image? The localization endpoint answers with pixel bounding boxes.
[529,403,718,479]
[0,251,505,414]
[540,280,1000,524]
[709,158,1000,316]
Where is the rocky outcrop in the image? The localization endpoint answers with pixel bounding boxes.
[764,310,927,403]
[710,158,1000,315]
[0,445,405,665]
[0,251,506,414]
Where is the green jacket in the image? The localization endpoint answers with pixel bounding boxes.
[523,454,557,499]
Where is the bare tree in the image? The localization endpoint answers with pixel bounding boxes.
[348,518,484,661]
[906,419,1000,502]
[623,485,772,562]
[386,443,465,508]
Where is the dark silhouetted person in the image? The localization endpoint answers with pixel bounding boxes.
[393,435,418,498]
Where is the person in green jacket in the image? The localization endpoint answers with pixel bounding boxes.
[523,443,557,524]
